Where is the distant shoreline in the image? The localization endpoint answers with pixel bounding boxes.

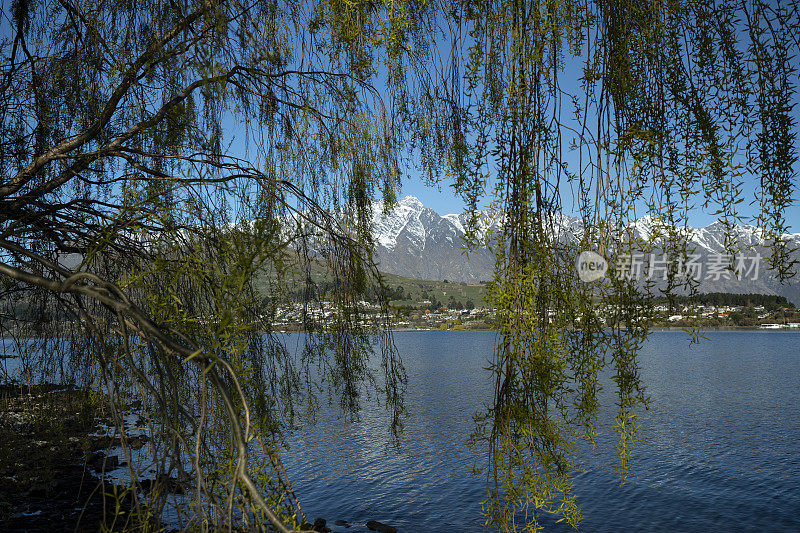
[4,327,799,342]
[390,326,800,333]
[276,326,800,334]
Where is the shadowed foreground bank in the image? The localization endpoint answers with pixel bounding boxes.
[0,384,136,531]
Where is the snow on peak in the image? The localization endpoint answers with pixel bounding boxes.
[372,198,795,256]
[371,195,428,250]
[442,213,465,234]
[397,195,424,210]
[625,215,663,241]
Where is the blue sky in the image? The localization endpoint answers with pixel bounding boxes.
[8,1,794,232]
[399,178,465,215]
[401,169,800,230]
[389,12,800,231]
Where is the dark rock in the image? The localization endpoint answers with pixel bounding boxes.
[366,520,397,533]
[88,435,116,450]
[106,454,119,469]
[334,519,350,527]
[128,399,143,410]
[87,451,118,470]
[126,434,149,449]
[313,517,331,532]
[139,474,184,495]
[86,451,103,468]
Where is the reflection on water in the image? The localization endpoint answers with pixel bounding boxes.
[282,331,800,532]
[3,332,798,531]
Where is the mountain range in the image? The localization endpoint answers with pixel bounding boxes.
[371,196,800,305]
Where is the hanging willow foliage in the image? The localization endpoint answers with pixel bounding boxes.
[0,0,434,529]
[0,0,798,531]
[426,0,799,530]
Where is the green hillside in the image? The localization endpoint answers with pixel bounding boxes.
[254,255,489,310]
[378,272,489,309]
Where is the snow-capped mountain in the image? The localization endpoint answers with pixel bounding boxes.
[370,196,499,282]
[371,196,800,303]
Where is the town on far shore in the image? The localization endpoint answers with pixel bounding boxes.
[267,289,800,332]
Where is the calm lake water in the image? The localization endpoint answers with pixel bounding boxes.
[281,331,800,532]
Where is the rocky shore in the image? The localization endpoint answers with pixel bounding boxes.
[298,517,398,533]
[0,383,133,531]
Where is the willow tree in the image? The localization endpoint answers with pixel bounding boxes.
[1,0,798,530]
[0,0,432,529]
[429,0,799,530]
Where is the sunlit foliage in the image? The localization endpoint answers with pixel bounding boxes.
[432,0,798,530]
[0,0,798,530]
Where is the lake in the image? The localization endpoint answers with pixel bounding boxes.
[281,331,800,532]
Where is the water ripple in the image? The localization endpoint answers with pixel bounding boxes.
[282,331,800,532]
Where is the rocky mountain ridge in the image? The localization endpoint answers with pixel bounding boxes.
[371,196,800,303]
